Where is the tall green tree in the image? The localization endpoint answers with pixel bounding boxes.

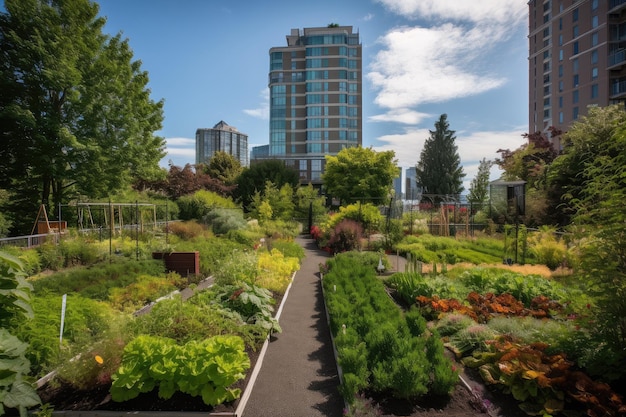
[322,146,397,205]
[235,160,299,212]
[467,158,492,204]
[0,0,165,234]
[203,151,243,185]
[415,114,465,202]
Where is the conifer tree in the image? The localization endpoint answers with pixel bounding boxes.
[468,158,492,204]
[415,114,465,203]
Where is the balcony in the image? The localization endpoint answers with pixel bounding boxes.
[611,79,626,97]
[610,0,626,12]
[609,49,626,68]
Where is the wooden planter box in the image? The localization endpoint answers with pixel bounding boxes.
[152,251,200,277]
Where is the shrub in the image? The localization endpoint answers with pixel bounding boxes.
[328,219,362,253]
[212,250,258,286]
[167,220,209,240]
[204,208,246,235]
[256,248,300,294]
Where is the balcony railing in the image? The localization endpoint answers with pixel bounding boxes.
[609,49,626,67]
[610,0,626,11]
[611,80,626,97]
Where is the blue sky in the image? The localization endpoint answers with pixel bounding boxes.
[96,0,529,192]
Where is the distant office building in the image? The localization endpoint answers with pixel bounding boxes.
[392,167,403,200]
[196,121,249,167]
[528,0,626,150]
[405,167,421,201]
[257,25,362,184]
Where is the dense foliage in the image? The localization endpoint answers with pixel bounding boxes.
[322,146,398,205]
[323,252,458,404]
[415,114,465,202]
[0,252,41,416]
[0,0,165,234]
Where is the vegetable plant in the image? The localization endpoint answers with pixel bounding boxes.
[111,334,249,406]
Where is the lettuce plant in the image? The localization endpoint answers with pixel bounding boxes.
[111,334,249,406]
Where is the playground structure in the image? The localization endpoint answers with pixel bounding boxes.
[70,202,161,234]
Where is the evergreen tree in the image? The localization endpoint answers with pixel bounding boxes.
[415,114,465,203]
[467,158,492,204]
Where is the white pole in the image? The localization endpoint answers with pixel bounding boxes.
[60,294,67,346]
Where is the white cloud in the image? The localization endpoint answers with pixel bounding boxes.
[456,129,527,164]
[371,127,527,193]
[375,0,527,25]
[371,127,431,168]
[368,24,508,110]
[369,108,431,124]
[243,89,269,120]
[362,13,375,22]
[165,137,195,147]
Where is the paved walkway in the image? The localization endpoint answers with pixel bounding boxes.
[240,238,408,417]
[241,236,344,417]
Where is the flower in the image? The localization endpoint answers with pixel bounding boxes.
[95,355,104,365]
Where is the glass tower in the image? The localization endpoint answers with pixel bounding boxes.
[267,26,362,184]
[196,121,249,167]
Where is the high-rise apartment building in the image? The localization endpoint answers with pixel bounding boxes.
[264,25,362,184]
[529,0,626,150]
[196,121,249,167]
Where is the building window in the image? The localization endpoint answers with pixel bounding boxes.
[573,58,579,73]
[573,90,579,103]
[558,65,563,77]
[559,80,564,92]
[592,15,598,28]
[592,32,598,46]
[573,107,579,119]
[573,74,579,87]
[558,34,563,46]
[573,42,579,55]
[544,108,551,118]
[591,50,598,64]
[591,84,599,98]
[592,67,598,79]
[559,49,563,61]
[559,96,563,108]
[573,25,579,38]
[559,111,564,123]
[573,8,578,22]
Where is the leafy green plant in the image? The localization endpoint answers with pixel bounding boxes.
[214,282,281,334]
[212,250,258,286]
[131,294,265,349]
[0,251,41,416]
[110,334,249,406]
